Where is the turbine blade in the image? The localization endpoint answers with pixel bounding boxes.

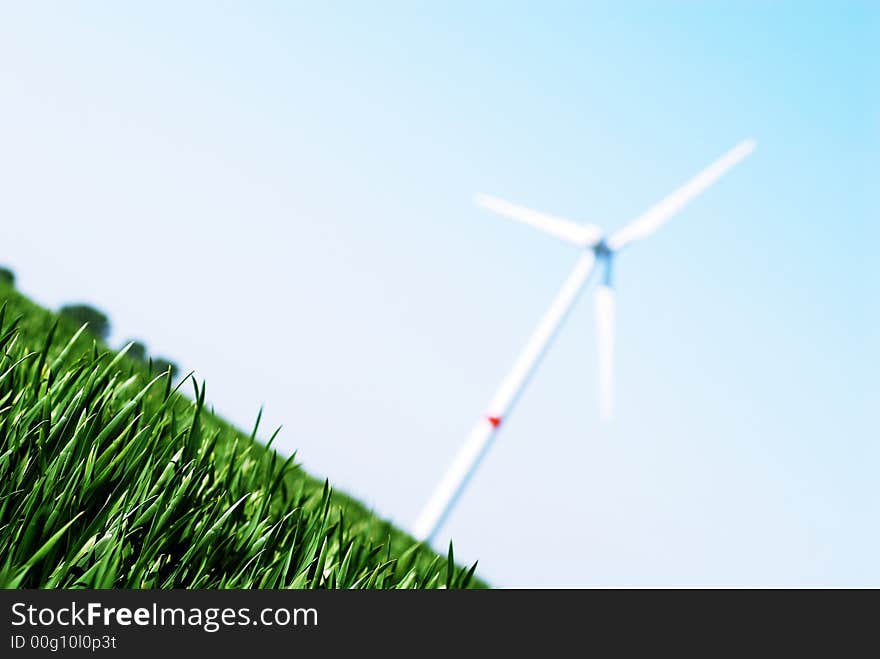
[595,284,615,422]
[413,252,598,542]
[475,193,603,247]
[608,138,756,251]
[412,417,495,543]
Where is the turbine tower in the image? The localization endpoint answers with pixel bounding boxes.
[413,138,756,544]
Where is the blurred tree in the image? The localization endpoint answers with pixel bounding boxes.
[151,357,179,380]
[125,340,148,363]
[59,304,110,341]
[0,267,14,286]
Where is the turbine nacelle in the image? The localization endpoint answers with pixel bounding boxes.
[592,239,614,284]
[592,239,613,257]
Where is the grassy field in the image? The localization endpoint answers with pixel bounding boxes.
[0,282,482,588]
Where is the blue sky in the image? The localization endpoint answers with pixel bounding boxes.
[1,2,876,586]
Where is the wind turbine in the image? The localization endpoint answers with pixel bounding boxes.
[413,138,756,544]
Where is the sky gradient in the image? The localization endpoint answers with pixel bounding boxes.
[1,1,877,586]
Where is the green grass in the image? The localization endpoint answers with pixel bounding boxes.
[0,283,482,588]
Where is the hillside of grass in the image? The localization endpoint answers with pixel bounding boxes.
[0,282,482,588]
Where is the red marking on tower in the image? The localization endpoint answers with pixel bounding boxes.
[488,416,502,428]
